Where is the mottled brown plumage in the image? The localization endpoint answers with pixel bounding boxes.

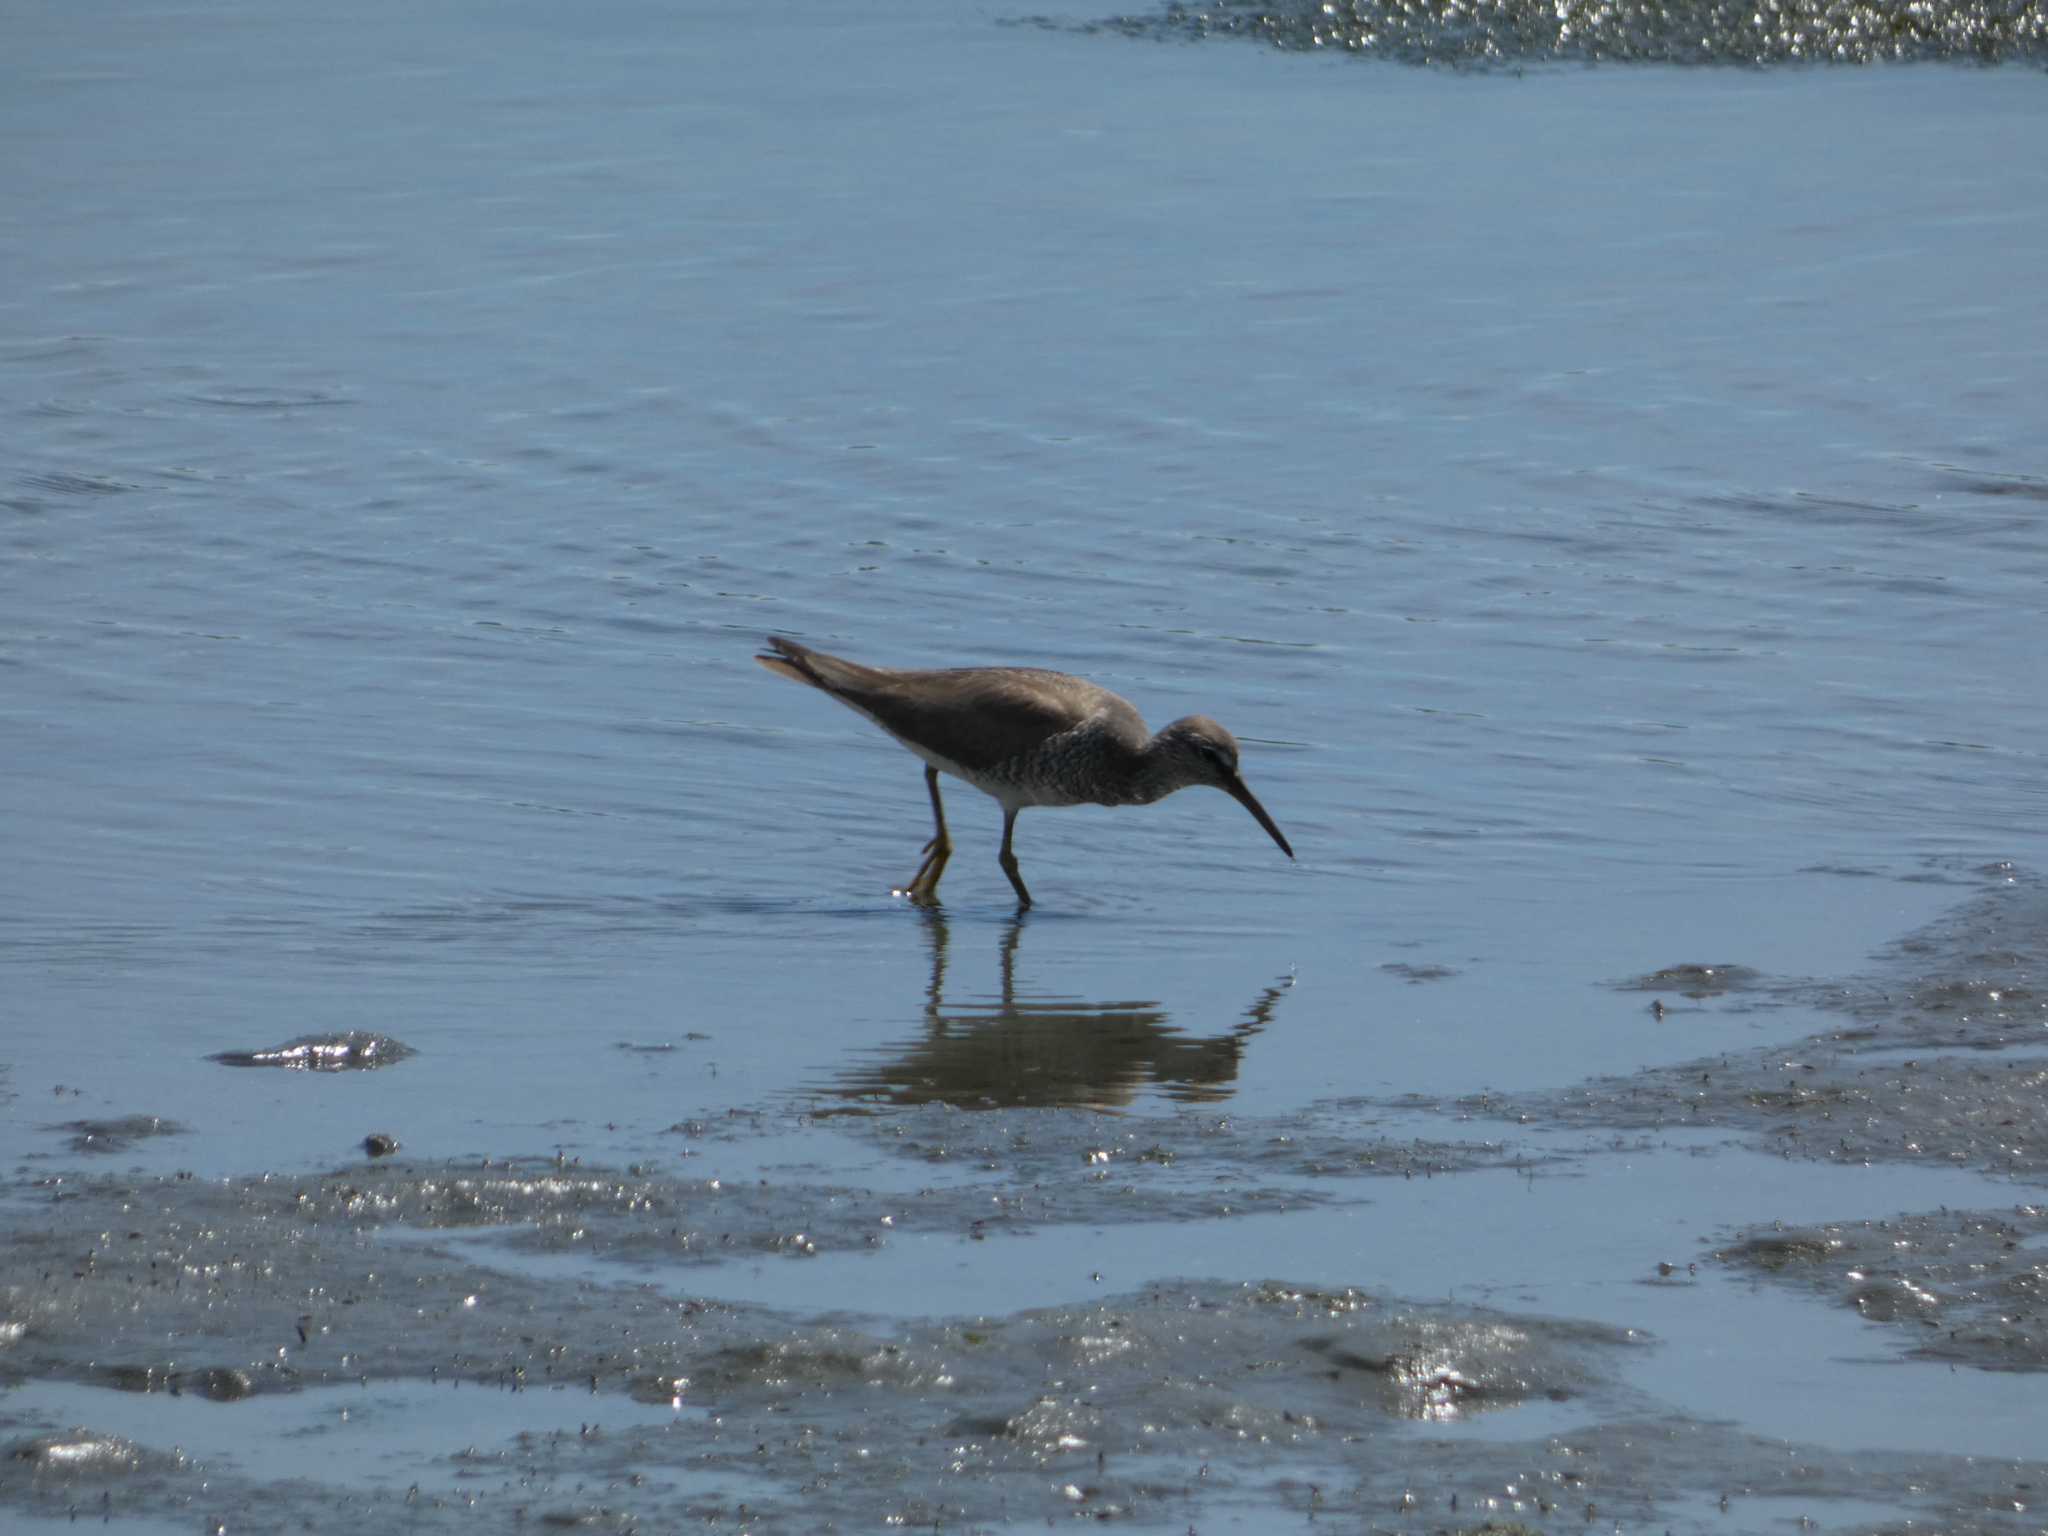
[757,635,1292,906]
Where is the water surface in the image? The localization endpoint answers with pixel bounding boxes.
[4,0,2046,1530]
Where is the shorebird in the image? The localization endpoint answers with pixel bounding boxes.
[756,635,1293,906]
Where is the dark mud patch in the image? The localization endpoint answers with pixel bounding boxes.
[3,1231,2042,1534]
[832,1100,1553,1189]
[1619,962,1765,999]
[1720,1205,2048,1371]
[1940,471,2048,504]
[0,1156,2021,1534]
[1383,961,1458,984]
[40,1115,186,1156]
[1831,866,2048,1054]
[1051,0,2048,67]
[92,1364,257,1400]
[1455,1047,2048,1182]
[1428,870,2048,1184]
[1380,864,2048,1383]
[208,1031,415,1070]
[0,1147,1343,1319]
[293,1132,1363,1268]
[6,1430,160,1477]
[1,1153,2044,1529]
[0,1163,1646,1527]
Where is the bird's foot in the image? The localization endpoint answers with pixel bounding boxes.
[895,838,951,904]
[998,852,1031,908]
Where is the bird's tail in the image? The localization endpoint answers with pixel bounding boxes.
[754,635,884,695]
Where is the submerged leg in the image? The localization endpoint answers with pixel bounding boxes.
[997,808,1032,908]
[901,766,952,903]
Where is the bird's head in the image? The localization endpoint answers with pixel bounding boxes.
[1156,716,1293,860]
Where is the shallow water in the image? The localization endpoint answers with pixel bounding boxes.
[4,0,2047,1530]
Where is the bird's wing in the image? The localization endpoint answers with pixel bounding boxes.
[758,637,1133,775]
[856,668,1120,774]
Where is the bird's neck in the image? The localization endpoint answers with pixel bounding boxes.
[1118,735,1186,806]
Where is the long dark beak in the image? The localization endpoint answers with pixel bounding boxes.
[1223,774,1293,860]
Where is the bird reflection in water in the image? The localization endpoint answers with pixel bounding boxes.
[824,909,1292,1113]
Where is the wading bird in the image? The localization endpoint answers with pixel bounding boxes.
[756,635,1293,906]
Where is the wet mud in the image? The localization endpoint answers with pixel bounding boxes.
[5,868,2048,1531]
[1419,864,2048,1382]
[1618,962,1765,1000]
[3,1159,2039,1535]
[1720,1205,2048,1370]
[41,1116,187,1157]
[828,1096,1547,1188]
[1053,0,2048,67]
[208,1031,417,1071]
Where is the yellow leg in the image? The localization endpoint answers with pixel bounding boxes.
[900,766,952,903]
